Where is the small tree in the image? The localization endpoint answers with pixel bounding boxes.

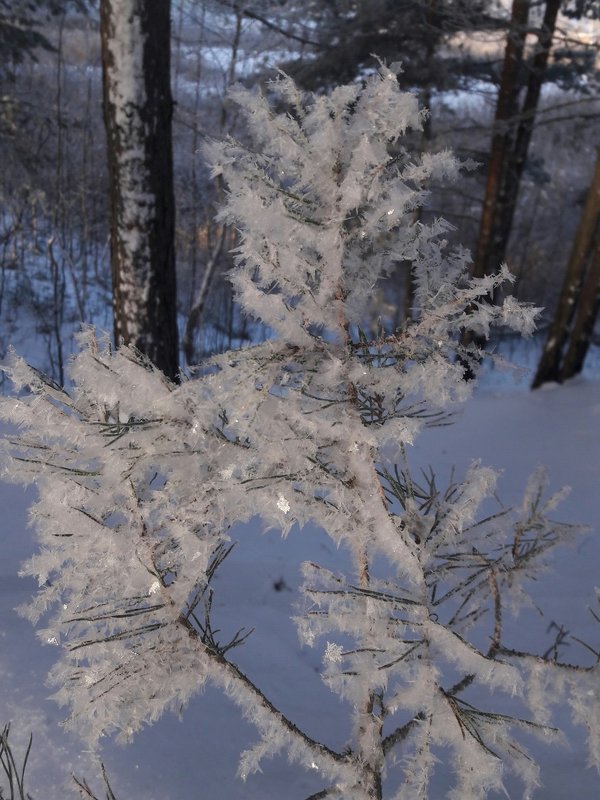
[1,68,598,799]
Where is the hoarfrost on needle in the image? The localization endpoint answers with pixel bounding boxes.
[277,494,290,514]
[324,642,344,664]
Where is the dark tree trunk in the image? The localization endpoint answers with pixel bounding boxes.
[100,0,179,381]
[459,0,530,366]
[558,228,600,382]
[489,0,561,275]
[402,0,438,325]
[471,0,530,282]
[532,148,600,388]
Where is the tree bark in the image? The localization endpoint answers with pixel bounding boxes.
[532,148,600,388]
[489,0,561,276]
[402,0,438,325]
[471,0,530,282]
[100,0,179,381]
[459,0,530,366]
[557,225,600,382]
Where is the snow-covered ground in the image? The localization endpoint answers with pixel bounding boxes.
[1,368,599,799]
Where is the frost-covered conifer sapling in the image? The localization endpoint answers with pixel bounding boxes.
[1,66,598,800]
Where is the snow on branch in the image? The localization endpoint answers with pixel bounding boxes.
[0,67,597,799]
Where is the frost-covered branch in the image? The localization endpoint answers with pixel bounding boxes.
[1,66,597,798]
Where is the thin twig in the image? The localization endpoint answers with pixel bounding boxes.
[176,611,352,772]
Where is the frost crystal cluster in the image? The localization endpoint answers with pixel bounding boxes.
[1,68,597,799]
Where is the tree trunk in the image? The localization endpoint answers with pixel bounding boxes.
[532,148,600,388]
[459,0,529,366]
[471,0,530,282]
[557,226,600,382]
[100,0,179,381]
[183,7,242,365]
[489,0,561,276]
[402,0,438,325]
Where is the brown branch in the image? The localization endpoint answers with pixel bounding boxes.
[176,612,350,771]
[488,567,502,657]
[72,762,118,800]
[216,1,326,49]
[304,788,340,800]
[382,712,425,755]
[497,644,597,672]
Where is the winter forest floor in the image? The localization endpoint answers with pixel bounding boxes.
[1,343,599,799]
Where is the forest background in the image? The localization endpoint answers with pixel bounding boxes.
[0,0,599,383]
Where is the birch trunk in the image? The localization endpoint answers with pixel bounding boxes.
[100,0,179,381]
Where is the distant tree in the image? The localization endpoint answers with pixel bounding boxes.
[532,147,600,387]
[557,229,600,381]
[100,0,179,380]
[0,1,63,68]
[560,0,599,19]
[180,0,244,366]
[0,1,87,142]
[470,0,562,287]
[248,0,504,93]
